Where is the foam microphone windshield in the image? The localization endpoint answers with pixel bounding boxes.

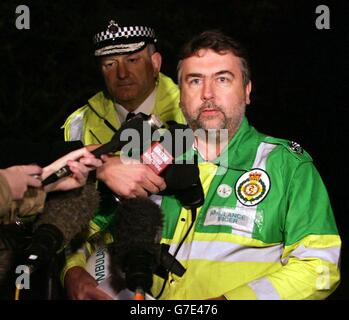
[110,198,163,293]
[22,182,100,272]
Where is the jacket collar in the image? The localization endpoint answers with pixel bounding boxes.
[87,72,175,130]
[193,117,266,171]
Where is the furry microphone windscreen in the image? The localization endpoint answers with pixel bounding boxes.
[112,198,163,254]
[109,198,164,292]
[34,181,100,245]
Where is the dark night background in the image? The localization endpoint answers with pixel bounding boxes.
[0,0,348,300]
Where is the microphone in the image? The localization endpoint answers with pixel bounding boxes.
[141,122,193,175]
[20,182,100,273]
[0,248,13,289]
[42,113,163,186]
[0,224,31,288]
[98,121,203,208]
[109,197,163,295]
[109,198,186,298]
[141,123,205,209]
[163,156,204,209]
[155,244,186,280]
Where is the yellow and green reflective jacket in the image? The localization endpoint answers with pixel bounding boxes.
[61,72,185,283]
[152,117,341,299]
[63,117,341,300]
[62,72,185,145]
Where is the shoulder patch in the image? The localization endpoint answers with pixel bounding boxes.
[288,141,303,155]
[263,136,313,162]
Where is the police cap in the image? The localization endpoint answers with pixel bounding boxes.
[93,11,157,57]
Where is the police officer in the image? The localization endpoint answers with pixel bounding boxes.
[62,12,186,299]
[63,12,185,198]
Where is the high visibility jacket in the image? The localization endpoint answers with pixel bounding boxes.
[63,118,341,299]
[61,72,185,284]
[152,117,341,299]
[62,72,185,144]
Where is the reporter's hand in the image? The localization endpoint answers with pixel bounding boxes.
[42,147,103,192]
[85,144,101,152]
[97,155,166,198]
[0,165,42,200]
[41,147,101,179]
[65,267,113,300]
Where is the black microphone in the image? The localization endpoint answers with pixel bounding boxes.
[140,122,194,175]
[0,248,13,290]
[141,123,205,209]
[0,224,31,288]
[109,198,163,294]
[20,182,100,273]
[163,155,205,209]
[155,244,186,280]
[98,121,200,206]
[42,113,163,186]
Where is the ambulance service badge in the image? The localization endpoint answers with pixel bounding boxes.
[235,169,271,206]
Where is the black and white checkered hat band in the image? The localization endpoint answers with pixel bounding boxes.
[94,26,156,45]
[95,42,146,56]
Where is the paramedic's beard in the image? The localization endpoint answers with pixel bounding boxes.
[181,101,246,140]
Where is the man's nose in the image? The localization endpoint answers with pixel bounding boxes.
[116,62,129,79]
[201,80,214,101]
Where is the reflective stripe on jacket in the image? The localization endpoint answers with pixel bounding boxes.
[63,73,185,145]
[61,72,185,284]
[62,117,341,299]
[151,117,341,300]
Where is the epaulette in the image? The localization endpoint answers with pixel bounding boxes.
[263,136,313,162]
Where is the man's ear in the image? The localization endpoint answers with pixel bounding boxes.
[245,81,252,105]
[151,52,162,76]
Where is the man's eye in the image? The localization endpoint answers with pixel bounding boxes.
[189,78,202,85]
[127,57,139,63]
[215,76,233,86]
[104,61,116,68]
[217,76,229,83]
